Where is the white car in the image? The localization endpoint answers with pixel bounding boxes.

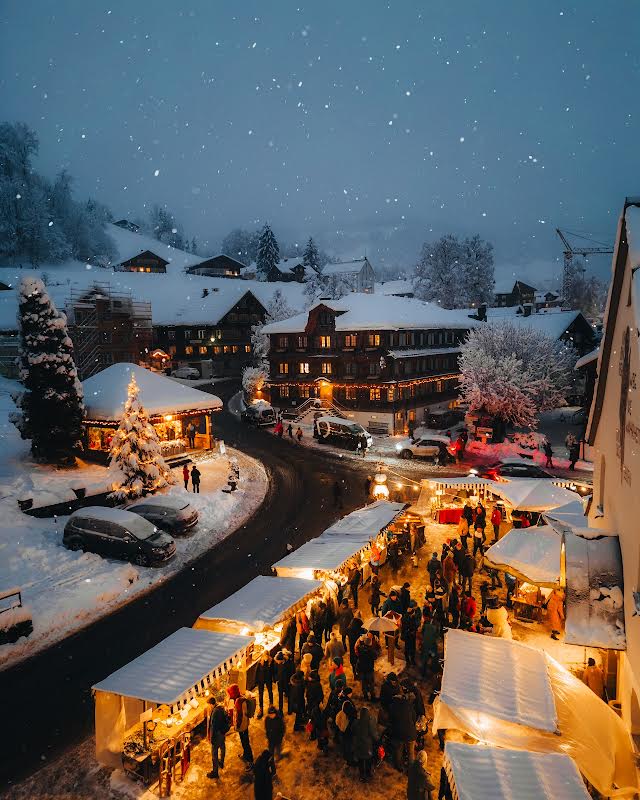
[172,366,200,380]
[394,433,455,462]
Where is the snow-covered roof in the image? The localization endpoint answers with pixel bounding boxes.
[542,500,590,534]
[504,309,584,340]
[321,500,405,538]
[262,294,475,334]
[441,629,557,732]
[387,346,461,359]
[92,627,252,705]
[444,743,591,800]
[322,259,369,276]
[83,363,222,420]
[106,224,202,274]
[575,347,599,370]
[71,506,154,527]
[488,479,578,512]
[272,538,369,576]
[197,576,323,632]
[375,279,413,296]
[484,525,562,587]
[494,278,518,294]
[565,532,626,650]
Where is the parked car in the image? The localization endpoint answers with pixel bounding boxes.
[241,401,276,426]
[126,496,199,534]
[316,416,373,451]
[172,366,200,380]
[478,460,553,479]
[63,507,176,566]
[394,433,455,462]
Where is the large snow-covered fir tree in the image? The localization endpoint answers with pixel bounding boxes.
[266,289,296,322]
[256,223,280,281]
[12,276,85,463]
[459,320,577,429]
[413,233,494,309]
[108,375,173,500]
[302,237,320,273]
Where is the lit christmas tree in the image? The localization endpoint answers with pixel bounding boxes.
[108,375,173,500]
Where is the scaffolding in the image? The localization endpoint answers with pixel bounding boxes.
[66,282,152,379]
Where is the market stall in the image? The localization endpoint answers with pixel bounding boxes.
[433,630,637,798]
[414,476,494,523]
[487,479,578,526]
[272,536,372,582]
[194,576,323,686]
[93,627,252,789]
[442,742,591,800]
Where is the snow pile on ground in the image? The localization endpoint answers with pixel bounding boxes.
[0,377,267,669]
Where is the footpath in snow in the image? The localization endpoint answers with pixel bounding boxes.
[0,377,268,670]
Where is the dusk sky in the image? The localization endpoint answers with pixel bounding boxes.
[2,1,639,284]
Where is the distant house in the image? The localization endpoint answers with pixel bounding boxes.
[187,255,245,279]
[113,219,140,233]
[494,279,537,307]
[322,258,376,293]
[376,279,414,298]
[534,290,562,310]
[266,258,309,283]
[115,249,169,274]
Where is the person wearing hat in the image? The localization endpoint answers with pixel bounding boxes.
[274,649,294,714]
[264,704,285,762]
[255,650,275,719]
[407,749,435,800]
[289,669,307,731]
[381,589,403,616]
[355,631,377,701]
[324,629,346,662]
[329,656,347,690]
[301,631,323,670]
[206,696,229,779]
[400,581,412,612]
[402,603,420,666]
[253,748,276,800]
[226,683,253,764]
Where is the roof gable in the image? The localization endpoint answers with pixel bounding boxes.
[120,249,169,268]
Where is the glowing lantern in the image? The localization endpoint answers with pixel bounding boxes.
[372,472,389,500]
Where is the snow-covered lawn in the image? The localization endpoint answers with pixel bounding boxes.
[0,377,268,670]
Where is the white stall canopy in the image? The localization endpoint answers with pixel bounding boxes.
[443,743,591,800]
[93,627,252,707]
[488,479,577,512]
[195,576,323,634]
[564,532,626,650]
[322,500,405,537]
[424,476,493,489]
[433,630,637,797]
[484,526,562,587]
[272,538,369,579]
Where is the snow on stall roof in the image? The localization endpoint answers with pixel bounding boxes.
[441,629,557,732]
[198,576,323,630]
[92,627,252,705]
[273,538,369,574]
[321,500,405,538]
[82,363,222,420]
[262,294,476,334]
[542,500,592,536]
[489,479,577,512]
[444,743,591,800]
[484,526,561,587]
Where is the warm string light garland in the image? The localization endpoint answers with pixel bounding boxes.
[267,372,460,391]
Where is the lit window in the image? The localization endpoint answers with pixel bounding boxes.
[387,387,395,402]
[214,346,222,354]
[299,362,310,374]
[368,333,381,347]
[245,344,251,353]
[279,363,289,374]
[344,334,357,348]
[199,346,208,355]
[320,335,331,348]
[300,385,311,398]
[297,335,307,348]
[185,346,193,355]
[223,345,231,354]
[232,345,239,353]
[280,385,290,398]
[369,387,381,400]
[346,387,357,400]
[436,380,443,392]
[321,362,332,375]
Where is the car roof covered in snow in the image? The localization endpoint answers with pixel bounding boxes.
[316,415,364,427]
[262,294,475,334]
[127,496,192,511]
[70,506,156,528]
[82,363,222,420]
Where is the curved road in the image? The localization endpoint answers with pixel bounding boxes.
[0,390,371,790]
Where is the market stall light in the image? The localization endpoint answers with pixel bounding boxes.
[396,482,404,489]
[468,468,478,476]
[373,483,390,500]
[164,414,173,421]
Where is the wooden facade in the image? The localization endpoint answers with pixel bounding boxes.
[188,255,244,278]
[116,249,169,274]
[495,280,537,307]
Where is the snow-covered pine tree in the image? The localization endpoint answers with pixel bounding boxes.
[460,235,495,308]
[256,223,280,281]
[12,276,84,463]
[413,234,462,308]
[303,269,328,307]
[108,375,173,500]
[302,237,320,273]
[266,288,296,322]
[459,320,577,429]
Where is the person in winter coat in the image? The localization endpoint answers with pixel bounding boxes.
[546,588,565,640]
[369,575,386,616]
[381,590,403,616]
[490,506,502,542]
[419,616,439,677]
[346,614,365,674]
[324,630,346,662]
[253,749,276,800]
[355,632,377,700]
[460,593,477,629]
[352,706,379,781]
[287,422,293,438]
[300,652,313,680]
[329,657,347,690]
[337,599,354,651]
[441,551,456,585]
[407,750,435,800]
[448,584,460,628]
[339,693,359,764]
[206,696,229,779]
[543,439,554,468]
[427,553,441,586]
[569,442,580,470]
[190,465,201,493]
[462,502,474,528]
[264,706,285,761]
[280,616,296,654]
[474,503,486,528]
[460,551,475,594]
[583,657,605,699]
[182,464,190,490]
[400,582,412,612]
[389,692,417,771]
[310,600,328,644]
[255,651,275,719]
[305,669,324,722]
[186,422,196,448]
[380,672,401,715]
[402,678,426,719]
[227,683,253,763]
[472,521,485,558]
[402,604,420,666]
[348,564,362,606]
[364,475,372,503]
[326,677,346,721]
[289,670,306,731]
[453,542,466,574]
[295,609,310,653]
[301,632,323,670]
[274,650,294,714]
[296,426,303,443]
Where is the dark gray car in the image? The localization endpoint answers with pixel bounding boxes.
[126,497,198,534]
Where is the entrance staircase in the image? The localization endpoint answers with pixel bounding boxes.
[283,397,350,425]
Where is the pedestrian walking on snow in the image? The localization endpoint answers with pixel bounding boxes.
[264,706,285,761]
[543,439,554,468]
[407,750,435,800]
[206,696,229,779]
[490,506,502,543]
[287,423,293,438]
[296,426,303,443]
[191,465,201,493]
[253,749,276,800]
[333,479,344,508]
[182,463,190,490]
[364,475,372,503]
[569,442,580,470]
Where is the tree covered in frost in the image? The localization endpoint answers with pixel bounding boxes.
[256,223,280,281]
[11,277,85,463]
[302,237,321,273]
[220,227,260,265]
[108,375,173,500]
[0,122,116,266]
[413,233,494,309]
[147,204,185,249]
[564,258,608,316]
[247,288,297,391]
[459,320,577,429]
[303,268,328,306]
[266,289,296,322]
[241,365,268,399]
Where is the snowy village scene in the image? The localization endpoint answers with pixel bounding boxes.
[1,2,640,799]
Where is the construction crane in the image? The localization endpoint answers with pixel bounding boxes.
[556,228,613,301]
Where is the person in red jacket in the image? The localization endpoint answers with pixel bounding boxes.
[227,683,253,764]
[490,507,502,543]
[182,463,190,490]
[460,593,477,629]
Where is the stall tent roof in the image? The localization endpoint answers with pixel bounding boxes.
[444,743,591,800]
[273,538,368,574]
[484,526,562,587]
[322,500,406,538]
[83,363,222,420]
[441,629,557,732]
[565,532,626,650]
[92,628,252,706]
[198,576,323,631]
[489,479,578,512]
